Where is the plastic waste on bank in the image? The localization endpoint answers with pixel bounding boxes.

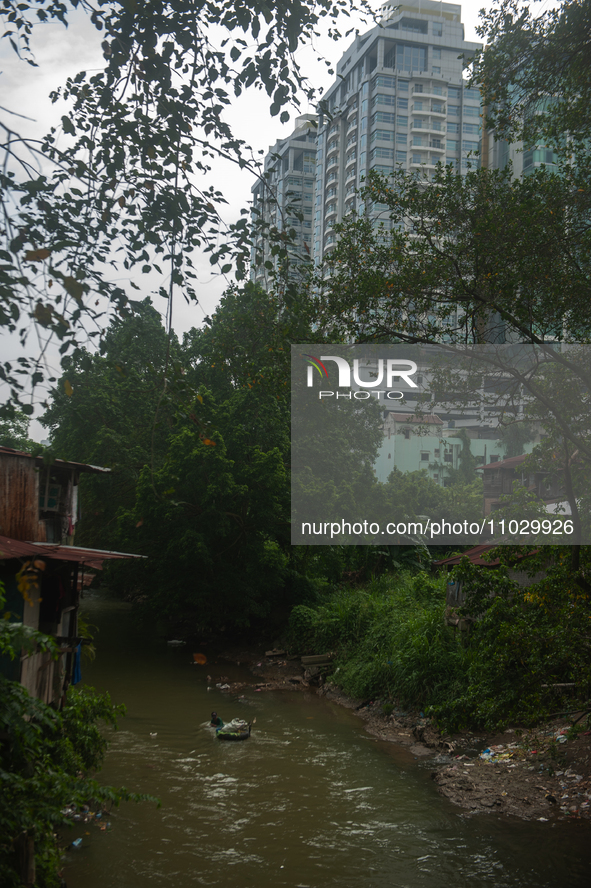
[71,838,83,849]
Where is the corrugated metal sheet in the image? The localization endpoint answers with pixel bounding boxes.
[0,535,145,570]
[0,445,112,474]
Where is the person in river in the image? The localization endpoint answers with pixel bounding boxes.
[210,711,224,728]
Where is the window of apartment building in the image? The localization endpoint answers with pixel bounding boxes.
[412,153,424,164]
[432,102,445,113]
[326,203,337,214]
[370,130,393,143]
[464,87,480,98]
[443,451,452,462]
[361,98,368,114]
[372,164,393,175]
[464,106,480,117]
[372,74,396,89]
[463,123,480,134]
[361,117,368,131]
[373,93,396,107]
[398,44,427,71]
[446,157,458,168]
[448,105,460,116]
[397,116,408,128]
[372,111,395,124]
[434,448,440,457]
[421,452,429,461]
[448,86,461,99]
[398,79,409,91]
[371,147,394,159]
[432,67,441,74]
[446,139,458,151]
[432,22,443,36]
[325,233,336,245]
[432,48,441,59]
[327,170,337,182]
[413,135,426,146]
[396,150,407,163]
[315,194,321,206]
[396,134,407,145]
[413,117,425,128]
[397,97,408,109]
[400,17,427,34]
[414,100,424,111]
[462,140,479,152]
[328,139,339,152]
[325,186,337,198]
[432,85,444,95]
[447,122,459,133]
[360,150,366,167]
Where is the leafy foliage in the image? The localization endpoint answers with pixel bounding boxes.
[0,582,155,887]
[0,0,375,413]
[288,553,591,732]
[475,0,591,162]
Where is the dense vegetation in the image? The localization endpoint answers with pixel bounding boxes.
[288,547,591,732]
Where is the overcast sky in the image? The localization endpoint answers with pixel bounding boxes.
[0,1,525,434]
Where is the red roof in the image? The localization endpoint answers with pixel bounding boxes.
[434,544,500,567]
[434,543,539,568]
[479,454,528,471]
[0,535,144,570]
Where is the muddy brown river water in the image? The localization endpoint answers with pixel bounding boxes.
[64,594,591,887]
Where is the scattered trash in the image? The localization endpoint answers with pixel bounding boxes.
[71,838,83,849]
[193,653,207,665]
[167,639,185,646]
[150,732,158,738]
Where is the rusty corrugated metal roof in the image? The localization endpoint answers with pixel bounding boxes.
[0,446,111,474]
[433,545,500,567]
[0,535,145,570]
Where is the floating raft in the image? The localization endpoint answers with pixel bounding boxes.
[216,718,251,741]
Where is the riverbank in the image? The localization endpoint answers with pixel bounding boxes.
[319,685,591,823]
[215,646,591,823]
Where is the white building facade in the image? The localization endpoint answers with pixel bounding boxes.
[313,0,481,262]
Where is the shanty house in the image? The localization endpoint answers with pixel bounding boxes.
[0,446,143,706]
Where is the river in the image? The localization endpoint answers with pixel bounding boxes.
[64,593,591,888]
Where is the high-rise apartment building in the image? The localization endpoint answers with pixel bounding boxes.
[314,0,481,262]
[250,114,318,288]
[250,1,481,280]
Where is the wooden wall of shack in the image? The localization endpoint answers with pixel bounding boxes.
[0,555,80,706]
[0,455,41,542]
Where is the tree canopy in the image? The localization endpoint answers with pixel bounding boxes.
[0,0,374,415]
